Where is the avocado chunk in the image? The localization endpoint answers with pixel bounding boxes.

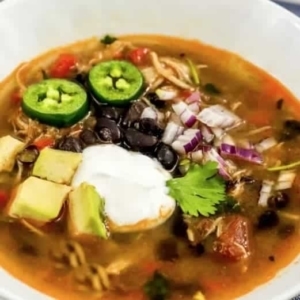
[32,148,82,184]
[0,136,25,172]
[68,182,108,239]
[8,176,71,223]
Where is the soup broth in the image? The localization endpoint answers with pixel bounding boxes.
[0,35,299,300]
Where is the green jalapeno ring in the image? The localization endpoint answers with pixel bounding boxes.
[88,60,145,106]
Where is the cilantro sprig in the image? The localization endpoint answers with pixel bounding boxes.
[100,34,117,45]
[167,161,226,217]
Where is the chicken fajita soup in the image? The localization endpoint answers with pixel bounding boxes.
[0,35,300,300]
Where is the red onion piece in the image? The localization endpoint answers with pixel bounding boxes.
[162,121,184,145]
[222,135,236,146]
[155,86,178,100]
[275,170,296,190]
[189,150,203,163]
[188,102,200,114]
[210,127,225,139]
[141,107,157,120]
[203,148,232,179]
[172,101,197,128]
[220,143,263,164]
[185,91,201,104]
[258,180,274,207]
[255,137,277,153]
[201,125,214,143]
[171,129,202,154]
[197,105,241,129]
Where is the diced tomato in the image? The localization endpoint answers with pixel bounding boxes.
[128,48,149,65]
[11,91,22,105]
[213,215,252,261]
[180,90,193,99]
[0,190,10,208]
[49,53,77,78]
[33,137,55,150]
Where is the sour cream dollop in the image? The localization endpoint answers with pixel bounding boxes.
[72,144,176,232]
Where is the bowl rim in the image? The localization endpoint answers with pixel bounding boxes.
[1,0,300,300]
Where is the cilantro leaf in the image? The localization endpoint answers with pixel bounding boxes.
[166,161,226,217]
[144,271,170,300]
[100,34,117,45]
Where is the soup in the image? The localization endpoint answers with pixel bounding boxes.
[0,35,300,300]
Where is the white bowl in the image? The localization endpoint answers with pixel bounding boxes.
[1,0,300,299]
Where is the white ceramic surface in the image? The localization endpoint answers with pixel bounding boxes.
[0,0,300,299]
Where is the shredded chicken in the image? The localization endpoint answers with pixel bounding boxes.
[141,66,161,86]
[160,57,192,84]
[20,219,45,237]
[52,240,87,269]
[9,108,85,143]
[247,126,272,136]
[75,263,111,292]
[150,52,194,90]
[105,258,132,275]
[185,216,222,245]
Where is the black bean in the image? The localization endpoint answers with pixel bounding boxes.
[146,92,166,109]
[17,145,39,164]
[95,118,121,143]
[79,129,99,145]
[95,105,125,122]
[56,137,84,153]
[124,128,158,151]
[189,243,205,257]
[135,118,164,138]
[156,238,179,262]
[268,192,290,209]
[278,224,295,239]
[258,210,279,229]
[122,101,148,127]
[281,119,300,141]
[156,143,178,172]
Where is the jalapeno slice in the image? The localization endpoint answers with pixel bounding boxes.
[88,60,145,106]
[22,79,89,128]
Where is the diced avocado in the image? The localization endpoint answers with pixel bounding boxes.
[32,148,82,184]
[68,182,108,239]
[8,176,71,223]
[0,136,25,172]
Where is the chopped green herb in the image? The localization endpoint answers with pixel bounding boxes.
[203,83,220,95]
[216,195,241,214]
[100,34,117,45]
[167,161,226,217]
[268,160,300,171]
[144,271,170,300]
[186,58,200,85]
